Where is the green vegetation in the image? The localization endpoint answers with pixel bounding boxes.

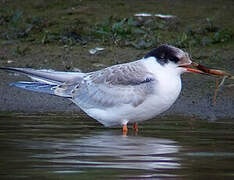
[0,6,233,49]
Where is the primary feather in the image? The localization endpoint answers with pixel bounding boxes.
[10,81,58,96]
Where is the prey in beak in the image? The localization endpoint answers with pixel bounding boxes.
[180,60,234,105]
[180,62,234,78]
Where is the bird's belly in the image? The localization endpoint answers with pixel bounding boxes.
[83,93,178,127]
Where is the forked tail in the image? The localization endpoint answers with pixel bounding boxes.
[1,67,84,97]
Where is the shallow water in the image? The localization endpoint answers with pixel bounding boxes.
[0,114,234,180]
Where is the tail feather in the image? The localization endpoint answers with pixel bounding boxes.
[1,67,84,97]
[10,81,61,96]
[0,67,84,84]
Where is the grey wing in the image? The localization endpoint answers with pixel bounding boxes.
[72,61,157,109]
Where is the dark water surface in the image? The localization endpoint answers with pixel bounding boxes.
[0,114,234,180]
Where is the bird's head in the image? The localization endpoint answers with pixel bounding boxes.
[144,44,203,74]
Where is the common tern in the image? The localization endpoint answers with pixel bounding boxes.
[1,44,206,134]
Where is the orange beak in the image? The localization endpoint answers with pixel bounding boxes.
[180,62,208,74]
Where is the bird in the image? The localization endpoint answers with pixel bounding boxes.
[1,44,204,135]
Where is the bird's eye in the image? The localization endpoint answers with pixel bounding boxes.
[170,56,180,63]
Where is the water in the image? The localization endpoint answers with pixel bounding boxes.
[0,114,234,179]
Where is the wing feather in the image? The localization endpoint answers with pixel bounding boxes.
[72,61,157,108]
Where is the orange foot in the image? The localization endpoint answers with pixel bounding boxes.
[122,124,128,136]
[133,123,138,133]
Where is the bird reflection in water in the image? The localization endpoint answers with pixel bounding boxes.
[31,131,181,173]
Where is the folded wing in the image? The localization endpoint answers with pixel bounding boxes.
[72,61,157,109]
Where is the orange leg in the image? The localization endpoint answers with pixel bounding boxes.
[133,123,138,132]
[122,124,128,135]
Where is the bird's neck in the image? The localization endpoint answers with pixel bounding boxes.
[142,57,182,101]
